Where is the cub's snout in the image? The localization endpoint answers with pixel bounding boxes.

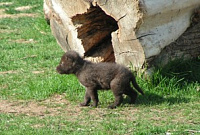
[56,65,64,74]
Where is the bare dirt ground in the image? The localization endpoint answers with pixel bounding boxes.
[0,2,38,19]
[0,94,131,121]
[0,94,78,116]
[0,3,60,116]
[0,2,67,117]
[0,8,38,19]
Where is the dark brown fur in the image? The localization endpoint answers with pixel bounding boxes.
[56,51,144,109]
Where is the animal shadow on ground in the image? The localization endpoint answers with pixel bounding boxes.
[135,58,200,106]
[135,92,190,106]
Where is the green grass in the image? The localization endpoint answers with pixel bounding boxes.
[0,0,200,134]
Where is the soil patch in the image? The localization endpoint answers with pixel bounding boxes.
[10,39,36,44]
[0,13,38,19]
[0,94,82,117]
[0,4,38,19]
[0,2,13,6]
[15,5,37,11]
[0,70,18,74]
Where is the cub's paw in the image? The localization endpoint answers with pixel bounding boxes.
[79,102,89,107]
[107,105,116,109]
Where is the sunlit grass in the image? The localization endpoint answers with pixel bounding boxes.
[0,0,199,134]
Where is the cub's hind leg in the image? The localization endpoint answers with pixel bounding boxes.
[124,86,138,104]
[109,79,124,109]
[108,94,123,109]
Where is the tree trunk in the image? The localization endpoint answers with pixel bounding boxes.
[44,0,200,68]
[148,21,200,66]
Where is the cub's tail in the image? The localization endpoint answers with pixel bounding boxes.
[131,75,144,95]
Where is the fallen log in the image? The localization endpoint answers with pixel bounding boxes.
[44,0,200,68]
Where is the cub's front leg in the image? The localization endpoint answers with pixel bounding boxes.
[80,89,91,106]
[80,87,99,107]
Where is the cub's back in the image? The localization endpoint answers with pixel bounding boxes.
[93,62,131,78]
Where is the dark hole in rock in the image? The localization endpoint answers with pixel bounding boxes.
[71,5,118,62]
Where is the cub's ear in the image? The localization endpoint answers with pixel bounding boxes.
[65,56,73,62]
[62,54,72,62]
